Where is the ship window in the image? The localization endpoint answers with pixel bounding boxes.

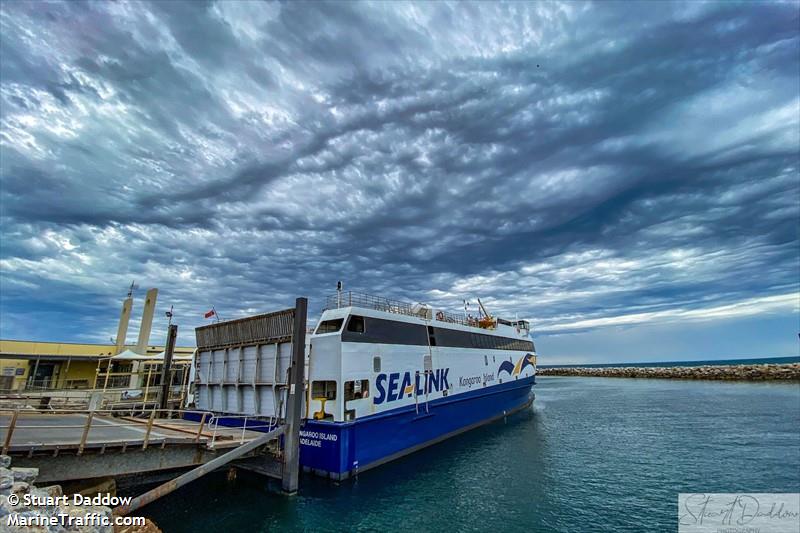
[341,316,428,345]
[347,315,365,333]
[339,315,534,351]
[344,379,370,401]
[316,318,344,334]
[484,355,488,366]
[373,356,381,373]
[311,380,337,400]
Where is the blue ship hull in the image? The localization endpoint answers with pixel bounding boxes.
[299,375,535,479]
[188,375,535,480]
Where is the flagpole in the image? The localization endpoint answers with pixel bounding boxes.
[213,306,222,323]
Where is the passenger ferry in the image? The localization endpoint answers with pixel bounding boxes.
[299,291,536,479]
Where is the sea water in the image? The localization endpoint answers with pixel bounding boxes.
[143,376,800,532]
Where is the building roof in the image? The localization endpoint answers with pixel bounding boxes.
[111,349,192,362]
[0,339,195,361]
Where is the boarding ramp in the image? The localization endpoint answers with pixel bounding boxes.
[194,308,297,422]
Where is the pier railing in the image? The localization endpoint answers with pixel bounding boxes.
[206,413,279,448]
[1,402,290,455]
[0,385,187,412]
[0,407,218,455]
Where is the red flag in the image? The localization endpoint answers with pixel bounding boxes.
[204,309,216,319]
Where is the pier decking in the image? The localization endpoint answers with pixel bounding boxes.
[0,409,282,483]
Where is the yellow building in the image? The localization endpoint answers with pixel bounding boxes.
[0,287,194,393]
[0,339,195,392]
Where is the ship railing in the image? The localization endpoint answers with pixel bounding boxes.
[323,291,478,327]
[324,291,417,316]
[436,310,481,328]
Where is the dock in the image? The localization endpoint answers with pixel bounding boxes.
[0,408,282,484]
[0,297,309,517]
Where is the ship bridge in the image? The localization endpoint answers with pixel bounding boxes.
[322,291,531,334]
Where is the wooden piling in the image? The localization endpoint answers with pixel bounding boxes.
[281,297,307,494]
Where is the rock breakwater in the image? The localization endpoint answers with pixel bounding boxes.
[537,363,800,380]
[0,455,161,533]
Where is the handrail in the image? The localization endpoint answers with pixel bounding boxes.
[0,407,285,454]
[0,408,219,453]
[0,407,212,416]
[0,386,189,415]
[205,414,277,447]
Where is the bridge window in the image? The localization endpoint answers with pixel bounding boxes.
[339,314,534,351]
[347,315,365,333]
[316,318,344,334]
[311,380,337,400]
[344,379,369,401]
[341,316,427,345]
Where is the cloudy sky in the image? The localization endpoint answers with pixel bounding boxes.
[1,1,798,363]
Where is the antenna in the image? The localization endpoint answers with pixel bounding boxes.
[127,281,139,298]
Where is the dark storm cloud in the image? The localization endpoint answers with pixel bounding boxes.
[0,1,797,346]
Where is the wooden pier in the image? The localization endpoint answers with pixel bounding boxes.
[0,408,283,484]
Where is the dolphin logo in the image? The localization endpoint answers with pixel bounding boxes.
[499,354,536,376]
[498,360,515,375]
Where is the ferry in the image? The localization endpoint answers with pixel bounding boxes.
[299,291,536,479]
